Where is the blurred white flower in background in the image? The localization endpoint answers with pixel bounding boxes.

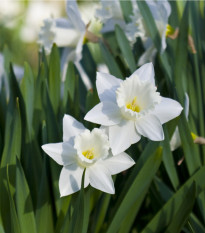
[42,114,135,196]
[38,0,100,90]
[96,0,171,65]
[20,1,63,43]
[85,63,183,155]
[0,0,23,28]
[125,0,171,65]
[95,0,126,33]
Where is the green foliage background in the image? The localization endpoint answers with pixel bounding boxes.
[0,1,205,233]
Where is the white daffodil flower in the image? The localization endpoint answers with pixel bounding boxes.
[38,0,93,89]
[95,0,126,33]
[38,0,85,59]
[42,115,135,196]
[170,93,189,151]
[84,63,183,155]
[125,0,171,65]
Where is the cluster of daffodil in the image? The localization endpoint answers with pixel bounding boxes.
[40,0,184,197]
[38,0,174,90]
[42,62,183,196]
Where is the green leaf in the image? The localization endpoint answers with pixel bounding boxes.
[6,165,21,233]
[68,169,89,233]
[20,62,34,140]
[91,192,112,233]
[162,126,180,190]
[178,114,201,175]
[35,157,54,233]
[174,1,189,101]
[164,182,196,233]
[106,147,162,233]
[1,97,21,166]
[119,0,133,23]
[115,25,136,73]
[63,62,76,105]
[137,0,161,51]
[154,178,205,233]
[48,44,61,115]
[141,166,205,232]
[15,158,37,233]
[99,41,123,79]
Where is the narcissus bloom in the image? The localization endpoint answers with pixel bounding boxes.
[95,0,125,33]
[42,115,135,196]
[38,0,94,89]
[125,0,171,65]
[85,63,183,155]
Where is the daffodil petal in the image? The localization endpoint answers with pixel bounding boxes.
[101,19,126,33]
[138,46,157,66]
[135,114,164,141]
[152,97,183,124]
[59,164,89,197]
[66,0,85,31]
[41,142,76,166]
[87,164,115,194]
[129,62,155,85]
[55,18,73,28]
[100,152,135,175]
[96,72,122,103]
[84,102,122,126]
[63,114,86,144]
[109,120,141,155]
[170,127,181,151]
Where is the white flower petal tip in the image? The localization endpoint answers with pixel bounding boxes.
[170,127,181,151]
[135,115,164,141]
[129,62,155,84]
[152,97,183,124]
[87,164,115,194]
[59,165,88,197]
[42,114,135,196]
[84,102,122,126]
[102,152,135,175]
[63,114,86,143]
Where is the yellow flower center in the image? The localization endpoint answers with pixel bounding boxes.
[166,24,175,37]
[82,148,94,160]
[126,97,141,113]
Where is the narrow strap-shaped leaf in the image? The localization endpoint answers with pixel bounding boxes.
[142,166,205,232]
[164,182,196,233]
[137,0,161,51]
[174,1,189,101]
[15,158,37,233]
[35,157,54,233]
[20,62,34,140]
[48,44,61,115]
[100,41,123,79]
[178,114,201,175]
[68,169,87,233]
[6,165,21,233]
[119,0,132,23]
[115,25,136,73]
[162,126,180,190]
[106,147,162,233]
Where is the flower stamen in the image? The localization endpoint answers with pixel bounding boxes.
[126,97,141,113]
[82,148,94,159]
